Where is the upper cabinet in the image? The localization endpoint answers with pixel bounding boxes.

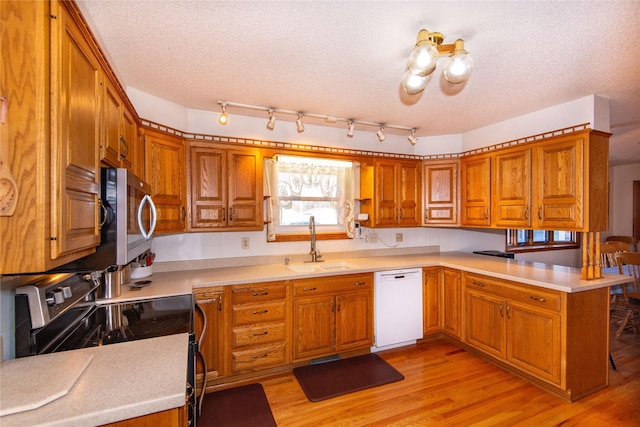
[360,159,421,228]
[1,1,102,273]
[459,129,609,232]
[460,155,491,227]
[100,78,138,174]
[187,143,263,231]
[144,128,186,233]
[422,160,459,226]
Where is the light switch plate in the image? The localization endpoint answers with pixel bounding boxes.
[357,213,369,221]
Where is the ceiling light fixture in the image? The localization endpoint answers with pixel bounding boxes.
[376,127,386,142]
[401,29,473,95]
[296,114,305,133]
[267,110,276,130]
[408,129,418,145]
[347,121,355,138]
[218,103,228,125]
[216,101,418,144]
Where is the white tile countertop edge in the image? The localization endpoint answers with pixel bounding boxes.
[0,334,189,427]
[103,251,631,304]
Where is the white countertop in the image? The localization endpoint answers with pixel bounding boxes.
[108,251,631,298]
[0,334,189,427]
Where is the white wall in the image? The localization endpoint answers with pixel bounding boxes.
[609,163,640,236]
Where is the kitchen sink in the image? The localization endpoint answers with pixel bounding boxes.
[287,261,352,273]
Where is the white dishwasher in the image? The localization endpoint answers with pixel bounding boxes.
[372,269,423,352]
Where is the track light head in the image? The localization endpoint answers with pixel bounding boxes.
[267,110,276,130]
[408,129,418,145]
[376,127,386,142]
[218,104,228,125]
[347,121,355,138]
[296,114,305,133]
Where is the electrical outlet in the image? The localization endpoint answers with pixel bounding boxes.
[367,233,378,244]
[241,237,250,250]
[396,233,403,242]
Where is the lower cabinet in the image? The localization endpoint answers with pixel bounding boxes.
[441,268,462,339]
[101,407,186,427]
[228,282,290,374]
[193,287,224,391]
[463,272,608,400]
[292,273,373,362]
[422,267,440,334]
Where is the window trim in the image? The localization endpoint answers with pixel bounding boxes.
[506,229,581,253]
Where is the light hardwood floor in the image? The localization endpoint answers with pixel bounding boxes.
[260,324,640,426]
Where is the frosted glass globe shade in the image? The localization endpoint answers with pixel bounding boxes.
[407,43,438,77]
[443,53,473,84]
[402,70,428,95]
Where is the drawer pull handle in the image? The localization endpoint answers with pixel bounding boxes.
[252,291,269,296]
[499,303,504,318]
[252,331,269,337]
[252,310,269,315]
[529,296,546,302]
[303,287,317,291]
[353,281,366,286]
[252,353,268,359]
[472,281,485,287]
[506,305,511,319]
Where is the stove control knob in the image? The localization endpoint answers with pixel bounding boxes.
[60,286,72,298]
[53,290,65,304]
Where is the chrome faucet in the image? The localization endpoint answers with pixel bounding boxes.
[306,215,323,263]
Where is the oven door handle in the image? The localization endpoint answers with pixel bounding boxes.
[138,194,157,240]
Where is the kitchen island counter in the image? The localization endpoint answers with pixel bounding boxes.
[0,334,188,427]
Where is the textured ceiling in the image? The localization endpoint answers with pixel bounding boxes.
[77,1,640,165]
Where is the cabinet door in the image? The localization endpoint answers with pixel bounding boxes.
[423,267,440,334]
[293,296,335,360]
[397,160,421,226]
[50,2,101,259]
[441,268,461,338]
[101,78,122,167]
[374,160,398,226]
[493,148,531,227]
[423,161,458,225]
[228,149,262,228]
[188,146,226,229]
[336,291,373,351]
[506,301,561,385]
[534,137,583,229]
[460,156,491,226]
[120,107,136,172]
[194,290,224,388]
[465,290,506,359]
[145,129,185,233]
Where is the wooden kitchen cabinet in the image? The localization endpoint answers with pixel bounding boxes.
[292,273,373,361]
[1,1,103,273]
[193,287,224,391]
[187,144,263,230]
[492,147,532,228]
[460,155,491,227]
[144,127,186,233]
[101,78,138,173]
[228,282,289,374]
[440,268,462,339]
[359,159,421,227]
[422,160,459,226]
[423,267,440,334]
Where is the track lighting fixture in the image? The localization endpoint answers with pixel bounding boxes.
[408,129,418,145]
[401,29,473,95]
[216,100,419,144]
[218,103,228,125]
[267,110,276,130]
[347,121,355,138]
[296,115,305,133]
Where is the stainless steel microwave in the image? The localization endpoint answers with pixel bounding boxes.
[55,168,157,272]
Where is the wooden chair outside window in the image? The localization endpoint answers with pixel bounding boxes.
[613,252,640,339]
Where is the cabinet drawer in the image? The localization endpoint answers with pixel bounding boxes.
[465,273,561,312]
[293,273,372,297]
[232,322,286,348]
[232,301,286,325]
[231,343,288,373]
[232,282,287,304]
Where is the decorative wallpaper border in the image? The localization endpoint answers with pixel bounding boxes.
[140,119,591,161]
